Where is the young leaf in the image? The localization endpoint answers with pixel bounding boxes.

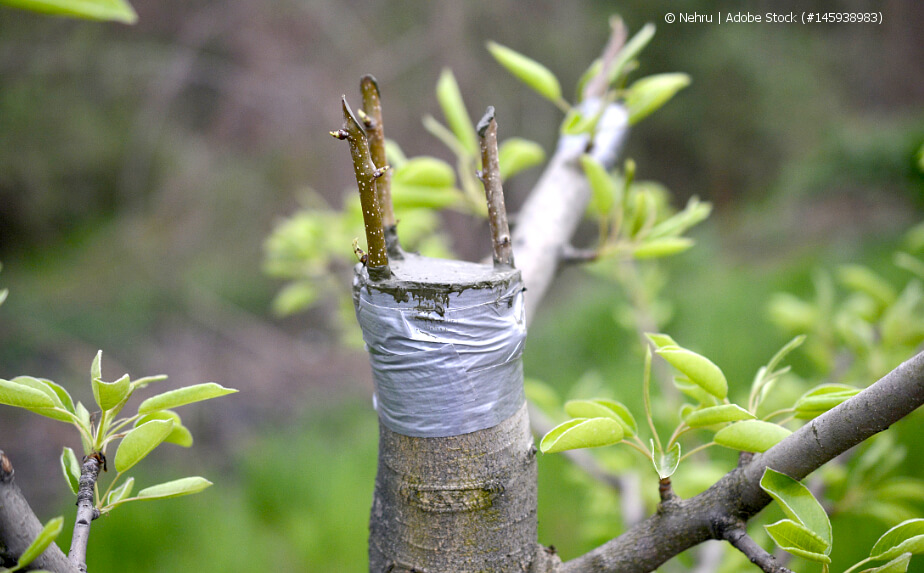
[608,22,656,85]
[60,447,81,495]
[633,237,694,259]
[13,516,64,569]
[839,265,897,306]
[137,476,213,500]
[764,519,831,563]
[714,420,791,453]
[870,519,924,561]
[91,350,102,382]
[647,196,712,239]
[435,69,478,156]
[683,404,755,428]
[564,398,637,436]
[0,378,57,409]
[92,372,131,412]
[624,73,691,125]
[392,157,456,188]
[652,441,681,479]
[107,476,135,506]
[486,41,563,107]
[794,385,861,419]
[0,0,137,23]
[539,417,624,454]
[8,376,63,408]
[656,347,727,399]
[497,138,545,181]
[580,155,619,217]
[646,332,678,349]
[137,382,237,415]
[135,410,193,447]
[560,108,597,135]
[114,419,174,473]
[760,468,832,547]
[673,377,719,407]
[860,553,912,573]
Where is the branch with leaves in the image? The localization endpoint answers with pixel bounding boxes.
[0,349,236,572]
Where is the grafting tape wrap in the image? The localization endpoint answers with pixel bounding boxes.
[354,257,526,438]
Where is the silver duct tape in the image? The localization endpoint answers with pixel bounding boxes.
[355,279,526,438]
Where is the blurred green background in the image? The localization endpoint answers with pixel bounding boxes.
[1,0,922,571]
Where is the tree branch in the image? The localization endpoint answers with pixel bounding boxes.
[477,106,514,268]
[558,350,924,572]
[67,454,103,572]
[0,450,79,573]
[724,527,794,573]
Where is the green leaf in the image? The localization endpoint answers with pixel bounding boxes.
[107,476,134,506]
[8,376,63,408]
[91,350,102,383]
[560,108,597,135]
[539,417,624,454]
[870,519,924,561]
[647,196,712,239]
[271,281,319,317]
[486,41,563,106]
[435,69,478,156]
[673,377,719,406]
[877,478,924,504]
[60,447,81,495]
[0,289,7,306]
[860,553,912,573]
[683,404,755,428]
[839,265,897,306]
[137,476,213,500]
[497,138,545,180]
[646,332,678,349]
[633,237,694,259]
[135,410,193,447]
[564,398,637,437]
[390,185,461,210]
[714,420,791,453]
[580,155,619,217]
[624,73,691,125]
[392,157,456,188]
[137,382,237,415]
[114,419,174,473]
[609,22,656,85]
[0,0,137,23]
[0,378,56,409]
[14,516,64,569]
[652,441,680,479]
[760,468,832,547]
[767,293,819,332]
[656,346,727,399]
[764,519,831,563]
[794,385,861,419]
[92,372,131,412]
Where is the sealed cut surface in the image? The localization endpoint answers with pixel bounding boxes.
[357,252,520,298]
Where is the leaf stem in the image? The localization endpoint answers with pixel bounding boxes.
[643,346,663,453]
[678,441,716,463]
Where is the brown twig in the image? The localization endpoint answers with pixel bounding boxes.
[331,96,390,279]
[359,75,400,255]
[477,106,514,268]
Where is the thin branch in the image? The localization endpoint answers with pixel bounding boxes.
[359,75,399,241]
[331,96,390,279]
[0,450,79,573]
[68,453,103,572]
[477,106,514,268]
[724,527,795,573]
[559,350,924,572]
[583,16,628,101]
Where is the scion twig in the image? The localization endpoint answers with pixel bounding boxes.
[359,75,401,258]
[331,95,390,279]
[477,106,514,268]
[68,453,103,572]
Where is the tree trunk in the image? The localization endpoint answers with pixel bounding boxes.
[354,253,555,572]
